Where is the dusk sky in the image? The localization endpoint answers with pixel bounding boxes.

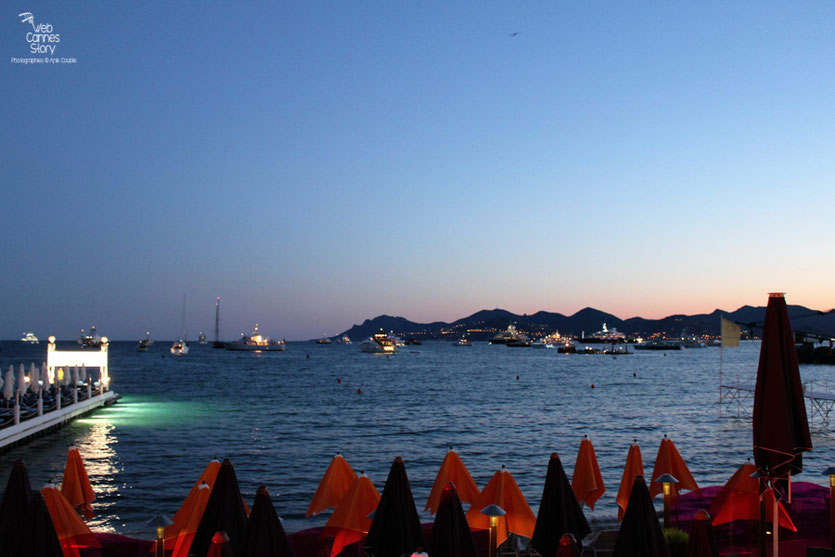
[3,2,834,341]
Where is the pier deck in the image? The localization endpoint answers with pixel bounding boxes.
[720,383,835,426]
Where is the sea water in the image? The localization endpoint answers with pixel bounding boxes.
[1,340,834,537]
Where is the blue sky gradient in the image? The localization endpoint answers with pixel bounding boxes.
[2,2,834,340]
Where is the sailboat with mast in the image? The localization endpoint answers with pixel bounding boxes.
[171,294,189,356]
[212,297,224,348]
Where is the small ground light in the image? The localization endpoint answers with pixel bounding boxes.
[481,503,506,557]
[654,473,678,529]
[146,514,173,557]
[824,466,835,549]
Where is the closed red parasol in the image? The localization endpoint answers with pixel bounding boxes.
[425,449,480,515]
[41,485,102,556]
[307,454,358,517]
[616,442,644,521]
[60,446,95,520]
[322,473,380,557]
[649,436,699,499]
[165,459,221,555]
[708,462,796,532]
[571,436,605,510]
[465,465,536,546]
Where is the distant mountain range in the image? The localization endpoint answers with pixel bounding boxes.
[337,305,835,341]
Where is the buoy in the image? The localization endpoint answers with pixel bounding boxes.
[591,384,595,389]
[337,378,341,383]
[357,388,362,394]
[633,372,636,377]
[516,375,519,380]
[306,353,310,359]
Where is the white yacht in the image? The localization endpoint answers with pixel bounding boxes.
[170,339,189,356]
[360,332,396,353]
[20,332,39,344]
[226,324,287,351]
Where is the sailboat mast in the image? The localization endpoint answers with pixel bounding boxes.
[181,294,187,341]
[214,297,221,343]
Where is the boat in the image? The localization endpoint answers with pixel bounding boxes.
[404,338,422,345]
[78,326,104,348]
[453,337,473,347]
[225,324,287,351]
[557,340,577,354]
[198,332,207,344]
[212,297,224,348]
[581,323,627,344]
[20,332,39,344]
[360,332,396,353]
[506,339,532,347]
[138,332,154,352]
[316,335,332,344]
[388,334,405,347]
[633,339,683,351]
[489,324,529,345]
[531,339,552,349]
[338,336,352,345]
[171,295,189,356]
[170,339,189,356]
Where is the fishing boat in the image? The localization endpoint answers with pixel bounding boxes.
[198,332,207,344]
[225,324,287,351]
[20,332,39,344]
[453,337,473,347]
[316,335,332,344]
[212,297,224,349]
[78,326,104,348]
[360,332,396,353]
[171,295,189,356]
[338,336,352,345]
[138,332,154,352]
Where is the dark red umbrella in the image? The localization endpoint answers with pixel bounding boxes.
[612,475,669,557]
[685,510,718,557]
[531,453,590,557]
[753,293,812,481]
[0,459,33,556]
[753,293,812,556]
[190,459,248,557]
[429,482,478,557]
[17,492,64,557]
[364,457,426,557]
[241,486,295,557]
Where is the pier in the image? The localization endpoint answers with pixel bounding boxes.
[0,337,118,451]
[720,382,835,426]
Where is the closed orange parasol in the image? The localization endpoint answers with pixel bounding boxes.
[425,449,480,514]
[165,459,222,554]
[616,441,644,521]
[41,485,102,557]
[649,435,699,499]
[571,436,605,510]
[307,453,358,517]
[322,473,380,556]
[465,465,536,546]
[708,462,796,532]
[60,446,95,521]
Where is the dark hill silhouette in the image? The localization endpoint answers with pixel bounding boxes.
[336,305,835,342]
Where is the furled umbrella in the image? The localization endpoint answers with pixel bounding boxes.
[322,472,380,557]
[18,492,64,557]
[17,364,27,398]
[612,475,669,557]
[29,364,39,396]
[465,465,537,546]
[241,486,294,557]
[3,366,12,401]
[41,485,102,555]
[165,459,222,554]
[685,510,718,557]
[429,482,479,557]
[61,446,95,520]
[364,457,426,557]
[531,453,591,557]
[0,459,34,556]
[307,453,357,517]
[425,449,480,515]
[708,462,796,532]
[571,436,605,510]
[189,459,248,557]
[650,435,699,498]
[753,293,811,555]
[616,441,644,521]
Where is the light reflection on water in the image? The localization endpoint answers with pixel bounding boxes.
[0,340,833,538]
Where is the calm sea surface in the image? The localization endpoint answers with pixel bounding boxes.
[2,340,835,538]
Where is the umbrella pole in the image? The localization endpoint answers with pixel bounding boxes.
[773,494,779,556]
[760,483,767,557]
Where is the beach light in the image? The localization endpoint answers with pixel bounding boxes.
[824,466,835,549]
[481,503,505,557]
[147,514,173,557]
[654,473,678,530]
